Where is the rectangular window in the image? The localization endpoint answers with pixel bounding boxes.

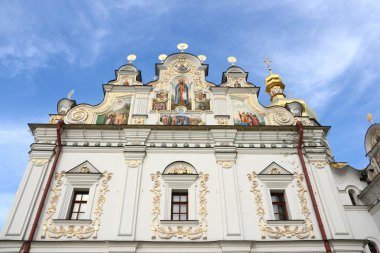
[271,191,288,220]
[69,190,89,220]
[171,191,188,221]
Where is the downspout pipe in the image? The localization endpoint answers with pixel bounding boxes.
[296,121,332,253]
[22,120,65,253]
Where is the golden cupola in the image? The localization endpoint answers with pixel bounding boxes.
[263,58,317,119]
[265,74,286,102]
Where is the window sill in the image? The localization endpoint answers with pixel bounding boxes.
[267,220,305,226]
[53,219,92,225]
[160,220,199,226]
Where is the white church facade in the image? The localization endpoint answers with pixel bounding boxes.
[1,46,380,253]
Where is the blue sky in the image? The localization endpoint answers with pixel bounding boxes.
[1,0,380,230]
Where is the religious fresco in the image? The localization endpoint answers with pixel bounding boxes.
[194,91,210,111]
[232,99,265,126]
[160,114,202,126]
[152,90,168,111]
[95,97,131,125]
[234,111,265,126]
[171,77,192,110]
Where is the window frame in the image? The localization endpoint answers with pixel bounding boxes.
[56,173,101,221]
[69,190,90,220]
[171,190,189,221]
[270,191,289,221]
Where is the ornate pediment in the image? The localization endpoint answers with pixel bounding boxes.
[259,162,292,175]
[66,161,101,174]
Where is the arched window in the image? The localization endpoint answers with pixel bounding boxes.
[348,189,357,206]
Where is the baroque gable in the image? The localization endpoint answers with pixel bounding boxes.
[59,50,309,127]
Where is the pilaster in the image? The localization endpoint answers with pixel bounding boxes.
[304,146,352,239]
[117,145,146,238]
[2,144,55,239]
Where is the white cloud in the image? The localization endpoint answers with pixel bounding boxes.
[0,193,15,232]
[0,127,33,145]
[0,0,172,75]
[241,0,380,113]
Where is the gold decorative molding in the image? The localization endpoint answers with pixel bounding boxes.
[133,117,145,125]
[167,166,193,175]
[30,159,49,166]
[41,171,113,239]
[126,160,142,168]
[217,118,228,125]
[294,172,315,239]
[270,167,281,174]
[294,117,315,126]
[80,166,90,173]
[150,171,161,240]
[247,171,314,239]
[48,115,64,124]
[218,160,234,169]
[150,171,209,240]
[310,161,327,169]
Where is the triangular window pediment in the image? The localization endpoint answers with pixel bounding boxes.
[66,161,101,174]
[259,162,292,175]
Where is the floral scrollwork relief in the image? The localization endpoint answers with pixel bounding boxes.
[272,108,295,126]
[133,117,145,125]
[218,160,234,169]
[310,161,327,169]
[41,171,112,239]
[48,115,64,124]
[217,118,228,125]
[126,160,142,168]
[150,171,209,240]
[247,171,314,239]
[31,159,49,166]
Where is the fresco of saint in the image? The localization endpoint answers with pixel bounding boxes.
[174,79,189,105]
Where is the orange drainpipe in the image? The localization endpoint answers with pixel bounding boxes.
[296,121,332,253]
[22,120,65,253]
